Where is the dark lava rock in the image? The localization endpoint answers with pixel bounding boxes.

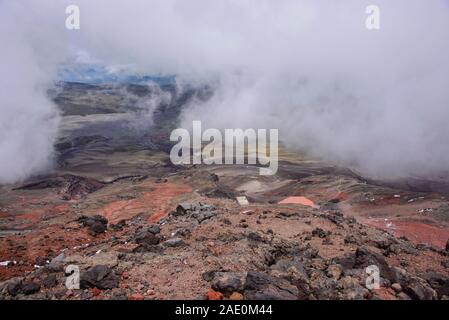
[47,253,65,272]
[202,270,218,282]
[333,246,396,283]
[132,229,161,252]
[163,238,185,247]
[14,174,104,200]
[7,280,41,296]
[344,235,360,245]
[21,282,41,295]
[194,211,216,223]
[403,277,437,300]
[43,274,58,289]
[270,258,309,280]
[205,184,235,199]
[110,219,127,231]
[244,271,299,300]
[424,271,449,299]
[354,247,396,282]
[175,203,193,216]
[393,268,437,300]
[7,281,22,296]
[174,203,217,219]
[147,224,161,235]
[80,265,119,290]
[247,231,264,242]
[211,272,246,294]
[59,175,104,200]
[209,173,219,182]
[78,215,108,235]
[312,228,328,239]
[302,247,319,259]
[134,229,161,246]
[90,221,107,234]
[327,212,344,225]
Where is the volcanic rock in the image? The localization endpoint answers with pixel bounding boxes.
[43,274,58,289]
[424,271,449,298]
[163,238,185,247]
[7,281,41,296]
[244,271,299,300]
[78,215,108,235]
[80,265,119,290]
[312,228,328,238]
[211,272,246,294]
[47,253,65,272]
[403,276,437,300]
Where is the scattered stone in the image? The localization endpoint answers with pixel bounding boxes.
[206,288,223,300]
[174,203,217,223]
[397,292,412,300]
[247,232,264,242]
[147,224,161,234]
[344,235,359,245]
[194,211,216,223]
[271,258,308,281]
[134,229,161,249]
[391,283,402,293]
[424,271,449,298]
[209,173,219,182]
[175,203,193,216]
[212,272,246,294]
[110,219,127,231]
[353,247,396,282]
[402,276,437,300]
[6,280,41,296]
[78,215,108,235]
[7,281,23,296]
[80,265,119,290]
[64,251,118,269]
[312,228,328,238]
[163,238,185,248]
[47,253,65,272]
[327,213,344,226]
[326,264,343,280]
[236,196,249,206]
[21,282,41,295]
[244,271,299,300]
[229,292,244,300]
[43,274,58,289]
[22,282,41,295]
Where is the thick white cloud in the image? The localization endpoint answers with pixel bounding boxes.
[1,0,449,182]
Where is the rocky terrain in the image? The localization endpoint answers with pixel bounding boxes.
[0,82,449,300]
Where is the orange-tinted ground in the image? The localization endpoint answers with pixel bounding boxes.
[1,163,448,300]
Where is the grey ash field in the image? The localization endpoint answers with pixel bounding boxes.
[0,82,449,300]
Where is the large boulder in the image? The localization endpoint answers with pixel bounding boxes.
[78,215,108,235]
[244,271,299,300]
[80,265,119,290]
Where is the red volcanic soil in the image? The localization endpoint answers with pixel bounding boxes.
[97,182,192,224]
[366,219,449,249]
